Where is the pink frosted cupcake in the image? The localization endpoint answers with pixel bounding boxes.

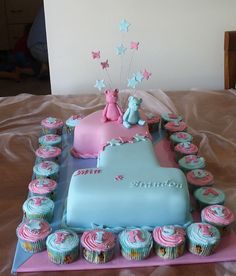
[28,178,57,199]
[164,121,188,137]
[153,226,186,259]
[35,145,61,163]
[201,205,235,235]
[41,117,64,135]
[174,142,198,160]
[187,169,214,191]
[81,229,116,264]
[145,113,161,132]
[16,219,52,253]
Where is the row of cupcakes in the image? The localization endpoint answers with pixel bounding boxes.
[17,222,233,265]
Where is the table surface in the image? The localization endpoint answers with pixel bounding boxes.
[1,89,236,276]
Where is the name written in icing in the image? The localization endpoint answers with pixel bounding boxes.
[75,169,101,176]
[130,179,183,189]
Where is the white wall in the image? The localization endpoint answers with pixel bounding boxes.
[44,0,236,95]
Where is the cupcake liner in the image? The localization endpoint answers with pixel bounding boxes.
[18,237,47,253]
[36,156,60,164]
[82,247,114,264]
[66,126,75,134]
[47,246,79,264]
[29,191,56,200]
[120,244,152,261]
[154,242,185,259]
[42,126,63,136]
[187,239,219,256]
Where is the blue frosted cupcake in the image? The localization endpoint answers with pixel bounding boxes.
[16,219,52,253]
[194,187,225,210]
[81,229,116,264]
[35,145,61,163]
[187,222,220,256]
[161,113,183,127]
[38,134,62,148]
[178,155,205,173]
[119,228,153,260]
[23,196,54,222]
[66,115,84,134]
[46,229,80,264]
[28,178,57,199]
[170,132,193,149]
[41,117,64,135]
[33,161,59,180]
[153,226,186,259]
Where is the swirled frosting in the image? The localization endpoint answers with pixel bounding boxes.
[165,121,187,132]
[201,205,235,225]
[170,132,193,144]
[23,196,54,215]
[161,113,183,122]
[119,228,153,249]
[66,115,84,127]
[187,223,220,245]
[194,187,225,205]
[41,117,64,129]
[33,161,59,177]
[178,155,205,170]
[175,142,198,155]
[39,134,62,146]
[153,226,186,247]
[46,229,79,251]
[17,219,51,242]
[28,178,57,194]
[187,169,214,186]
[35,146,61,158]
[81,229,115,252]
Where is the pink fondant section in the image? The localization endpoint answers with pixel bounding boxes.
[17,231,236,272]
[73,110,150,158]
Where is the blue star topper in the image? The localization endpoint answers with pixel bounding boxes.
[127,76,138,89]
[119,19,130,32]
[94,80,106,91]
[116,43,127,56]
[133,71,144,83]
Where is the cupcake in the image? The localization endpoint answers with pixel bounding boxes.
[33,161,59,180]
[186,222,220,256]
[178,155,205,173]
[16,219,52,253]
[66,115,84,134]
[81,229,116,264]
[161,113,183,127]
[38,134,62,148]
[201,205,235,235]
[153,226,186,259]
[164,120,188,137]
[186,169,214,192]
[35,145,61,163]
[194,187,225,210]
[174,142,198,161]
[119,228,153,260]
[23,196,54,222]
[170,132,193,149]
[46,229,80,264]
[28,178,57,199]
[145,112,160,132]
[41,117,64,135]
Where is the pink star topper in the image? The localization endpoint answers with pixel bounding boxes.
[101,59,109,70]
[91,51,100,59]
[142,69,152,80]
[130,41,139,50]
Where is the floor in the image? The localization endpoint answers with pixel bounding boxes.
[0,76,51,97]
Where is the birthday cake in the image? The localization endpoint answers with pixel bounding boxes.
[65,91,192,231]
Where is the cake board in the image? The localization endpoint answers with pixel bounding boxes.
[12,131,236,274]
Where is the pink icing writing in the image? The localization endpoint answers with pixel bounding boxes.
[45,135,58,142]
[176,132,188,139]
[33,197,44,206]
[169,114,178,119]
[186,155,198,164]
[128,230,145,243]
[55,232,69,244]
[198,224,213,236]
[75,169,101,176]
[41,162,53,170]
[115,175,124,181]
[203,188,219,196]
